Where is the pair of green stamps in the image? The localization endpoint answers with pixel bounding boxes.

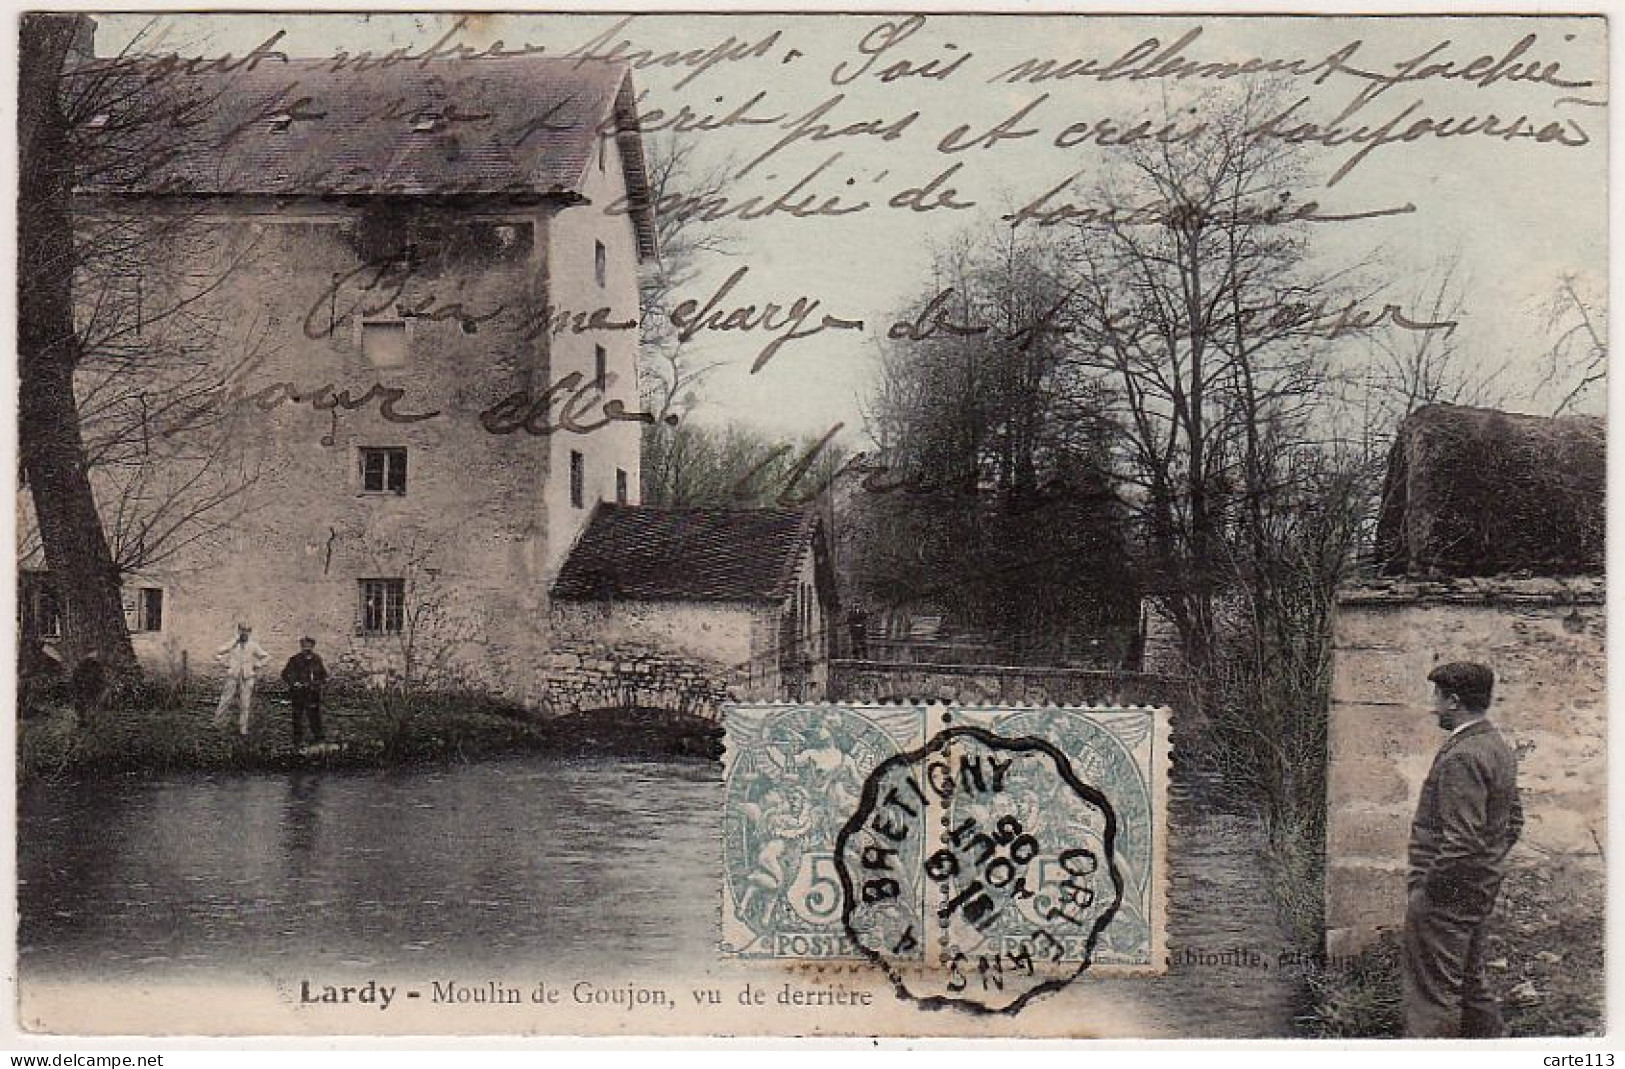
[722,704,1168,1013]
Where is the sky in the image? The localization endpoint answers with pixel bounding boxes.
[96,12,1608,444]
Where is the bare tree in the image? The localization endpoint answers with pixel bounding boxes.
[1056,84,1377,672]
[642,421,845,508]
[1357,256,1503,452]
[634,133,745,501]
[67,220,273,578]
[1536,273,1606,416]
[19,16,269,667]
[19,13,135,669]
[636,133,741,421]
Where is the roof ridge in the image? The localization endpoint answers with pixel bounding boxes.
[603,502,806,517]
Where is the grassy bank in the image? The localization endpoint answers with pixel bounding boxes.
[19,687,549,780]
[1302,857,1606,1037]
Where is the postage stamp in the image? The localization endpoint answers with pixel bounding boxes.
[722,704,1168,1010]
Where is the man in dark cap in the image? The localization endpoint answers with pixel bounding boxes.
[1404,661,1524,1037]
[280,636,328,749]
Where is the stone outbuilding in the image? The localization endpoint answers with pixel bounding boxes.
[548,504,837,713]
[1325,404,1605,955]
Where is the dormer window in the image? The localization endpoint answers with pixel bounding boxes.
[268,113,294,132]
[85,113,110,129]
[412,115,442,134]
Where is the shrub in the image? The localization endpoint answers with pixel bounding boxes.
[1301,935,1404,1038]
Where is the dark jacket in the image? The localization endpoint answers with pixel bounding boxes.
[1408,719,1523,916]
[281,650,328,692]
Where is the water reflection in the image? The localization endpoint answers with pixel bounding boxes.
[18,757,721,980]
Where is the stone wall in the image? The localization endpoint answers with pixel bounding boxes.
[533,641,736,722]
[830,660,1191,709]
[1325,577,1605,955]
[553,599,757,665]
[551,598,790,704]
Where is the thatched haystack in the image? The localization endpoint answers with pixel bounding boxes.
[1375,404,1604,577]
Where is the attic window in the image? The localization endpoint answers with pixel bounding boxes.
[268,113,294,132]
[85,113,110,129]
[412,115,442,133]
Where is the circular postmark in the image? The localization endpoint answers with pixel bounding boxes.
[834,725,1123,1014]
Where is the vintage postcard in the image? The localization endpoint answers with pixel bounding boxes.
[11,10,1606,1040]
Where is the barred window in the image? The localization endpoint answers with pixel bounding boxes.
[358,578,405,634]
[25,581,61,640]
[134,588,163,633]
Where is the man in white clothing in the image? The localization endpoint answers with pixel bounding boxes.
[214,623,271,735]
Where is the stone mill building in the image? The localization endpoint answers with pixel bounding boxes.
[21,37,834,713]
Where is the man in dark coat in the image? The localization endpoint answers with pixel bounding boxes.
[1404,661,1524,1037]
[70,652,106,727]
[280,637,328,748]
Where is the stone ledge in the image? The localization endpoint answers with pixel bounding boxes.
[1338,576,1604,606]
[831,660,1186,683]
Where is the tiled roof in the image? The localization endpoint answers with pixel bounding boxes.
[75,55,656,257]
[553,505,818,603]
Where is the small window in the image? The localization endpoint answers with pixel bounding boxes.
[570,450,585,509]
[129,588,163,633]
[594,241,607,288]
[358,578,405,635]
[27,583,62,641]
[360,447,408,495]
[361,320,408,367]
[616,468,628,505]
[594,344,608,389]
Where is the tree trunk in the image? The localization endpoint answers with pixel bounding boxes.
[19,13,138,671]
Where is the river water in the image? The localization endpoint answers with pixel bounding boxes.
[18,757,720,981]
[18,756,1303,1036]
